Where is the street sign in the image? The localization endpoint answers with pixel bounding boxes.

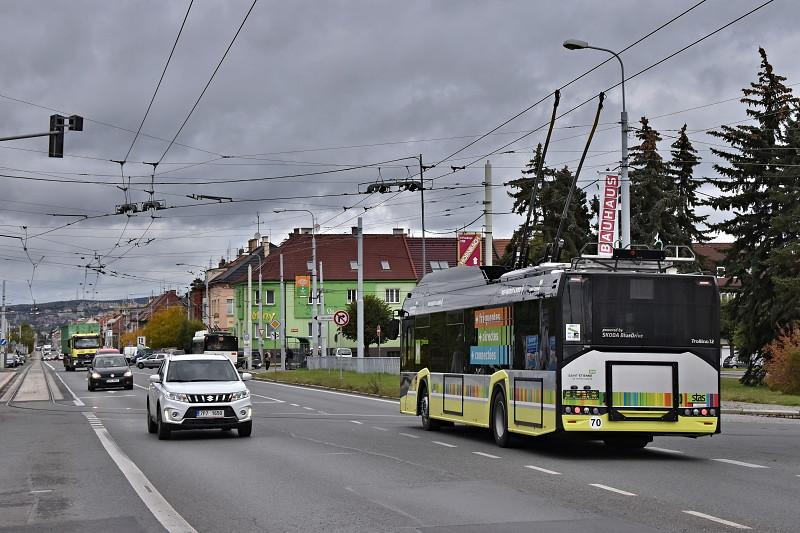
[0,339,7,346]
[457,232,482,266]
[333,310,349,327]
[258,328,264,338]
[316,314,334,321]
[137,336,146,348]
[270,319,281,329]
[244,333,250,341]
[376,324,381,336]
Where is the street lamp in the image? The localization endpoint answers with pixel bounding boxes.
[274,208,319,356]
[563,39,630,249]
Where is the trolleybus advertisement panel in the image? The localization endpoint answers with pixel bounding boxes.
[470,307,513,365]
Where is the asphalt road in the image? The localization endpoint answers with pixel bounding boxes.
[2,357,799,532]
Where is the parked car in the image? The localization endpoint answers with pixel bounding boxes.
[138,352,167,369]
[88,353,133,391]
[146,354,253,440]
[333,348,353,357]
[723,354,743,368]
[236,350,262,370]
[5,353,17,368]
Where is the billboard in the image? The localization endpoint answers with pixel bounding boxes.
[597,173,620,257]
[457,233,482,267]
[294,275,311,318]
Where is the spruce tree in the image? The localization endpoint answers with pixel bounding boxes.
[705,47,798,376]
[667,124,708,244]
[506,145,592,263]
[629,117,681,246]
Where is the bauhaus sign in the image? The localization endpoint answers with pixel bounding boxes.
[457,233,482,266]
[597,173,620,257]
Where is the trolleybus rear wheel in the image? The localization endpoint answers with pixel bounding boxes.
[491,391,511,448]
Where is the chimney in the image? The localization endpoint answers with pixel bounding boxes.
[238,248,245,257]
[392,228,405,236]
[261,238,270,257]
[352,227,359,235]
[218,257,226,268]
[248,238,258,252]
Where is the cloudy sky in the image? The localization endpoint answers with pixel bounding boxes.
[0,0,796,304]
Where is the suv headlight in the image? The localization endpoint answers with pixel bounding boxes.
[164,391,189,402]
[90,372,101,379]
[123,370,132,377]
[231,390,250,401]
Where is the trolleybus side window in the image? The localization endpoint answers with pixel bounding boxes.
[414,314,431,371]
[512,300,540,370]
[401,319,415,371]
[446,311,466,373]
[562,276,592,362]
[428,313,447,373]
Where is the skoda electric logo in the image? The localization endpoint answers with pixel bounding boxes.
[206,395,214,401]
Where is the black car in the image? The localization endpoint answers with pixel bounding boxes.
[236,350,263,370]
[88,354,133,391]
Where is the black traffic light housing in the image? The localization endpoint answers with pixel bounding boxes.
[49,114,65,158]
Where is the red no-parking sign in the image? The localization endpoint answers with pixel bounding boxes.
[333,310,350,327]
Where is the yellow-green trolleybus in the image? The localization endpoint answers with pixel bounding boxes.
[399,248,721,449]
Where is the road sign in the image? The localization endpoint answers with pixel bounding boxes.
[333,310,349,327]
[270,319,281,329]
[0,339,7,346]
[243,333,250,341]
[376,324,381,336]
[137,336,146,348]
[258,328,264,338]
[316,314,334,321]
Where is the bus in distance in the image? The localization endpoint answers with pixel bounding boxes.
[399,247,720,449]
[191,330,238,364]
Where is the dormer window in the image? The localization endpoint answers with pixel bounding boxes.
[381,260,390,270]
[350,260,358,270]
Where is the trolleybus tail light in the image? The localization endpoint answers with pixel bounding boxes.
[692,409,700,416]
[700,408,708,416]
[684,409,691,416]
[710,408,716,416]
[592,407,599,415]
[565,406,572,414]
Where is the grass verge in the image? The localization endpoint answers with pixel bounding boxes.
[721,377,800,407]
[255,369,400,398]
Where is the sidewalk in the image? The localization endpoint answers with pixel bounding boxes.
[0,369,18,396]
[721,400,800,418]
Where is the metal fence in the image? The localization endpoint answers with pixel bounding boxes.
[305,356,399,374]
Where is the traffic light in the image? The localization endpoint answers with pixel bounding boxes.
[67,115,83,131]
[49,114,65,158]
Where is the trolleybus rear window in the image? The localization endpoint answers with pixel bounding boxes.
[204,335,238,352]
[591,275,717,348]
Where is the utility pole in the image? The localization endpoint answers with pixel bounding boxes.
[279,253,286,371]
[258,250,264,367]
[484,160,493,266]
[311,226,318,357]
[356,217,364,359]
[246,264,252,369]
[319,261,327,357]
[419,154,427,278]
[1,280,6,369]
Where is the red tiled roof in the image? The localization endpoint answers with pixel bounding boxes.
[246,233,417,282]
[693,242,732,265]
[405,237,511,278]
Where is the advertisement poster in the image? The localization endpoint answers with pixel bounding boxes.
[597,173,619,257]
[294,275,311,318]
[457,233,482,267]
[470,307,513,365]
[525,335,540,370]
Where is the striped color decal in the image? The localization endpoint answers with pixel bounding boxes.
[611,392,673,408]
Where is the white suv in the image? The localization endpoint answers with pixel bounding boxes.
[146,354,253,440]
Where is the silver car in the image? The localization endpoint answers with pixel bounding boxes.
[146,354,253,440]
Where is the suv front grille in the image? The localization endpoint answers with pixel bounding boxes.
[187,393,233,403]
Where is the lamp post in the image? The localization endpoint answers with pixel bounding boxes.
[177,263,210,328]
[274,209,319,357]
[563,39,630,249]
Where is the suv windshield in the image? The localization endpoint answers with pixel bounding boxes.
[94,356,127,368]
[166,360,239,382]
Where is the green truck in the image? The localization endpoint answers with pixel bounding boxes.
[60,322,101,371]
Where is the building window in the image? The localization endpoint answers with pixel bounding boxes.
[265,290,275,305]
[226,299,234,316]
[430,260,449,271]
[347,289,357,303]
[308,322,313,337]
[307,261,314,272]
[381,260,390,270]
[253,290,260,305]
[385,288,400,304]
[350,260,358,270]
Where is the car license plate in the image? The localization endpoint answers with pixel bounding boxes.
[106,378,119,383]
[196,409,224,418]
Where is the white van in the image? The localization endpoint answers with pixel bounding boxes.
[334,348,352,357]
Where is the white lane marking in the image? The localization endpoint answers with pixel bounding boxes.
[134,384,148,390]
[303,407,314,411]
[350,420,363,425]
[290,403,299,407]
[472,451,500,459]
[251,379,397,404]
[712,458,770,469]
[432,441,457,448]
[51,368,84,406]
[79,395,137,399]
[250,393,284,403]
[648,446,685,455]
[30,489,53,494]
[524,465,562,475]
[589,484,636,496]
[44,362,55,371]
[371,426,389,431]
[682,510,751,529]
[399,433,420,439]
[83,412,197,532]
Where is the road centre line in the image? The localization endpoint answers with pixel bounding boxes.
[134,383,148,390]
[432,441,457,448]
[589,484,636,496]
[50,367,84,406]
[712,458,770,469]
[303,407,314,410]
[472,451,500,459]
[251,379,398,404]
[83,413,197,533]
[350,420,363,424]
[524,465,562,475]
[399,433,420,439]
[648,446,685,455]
[371,426,388,431]
[290,403,299,407]
[682,510,751,529]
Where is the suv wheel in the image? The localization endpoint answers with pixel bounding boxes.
[238,420,252,438]
[156,404,171,440]
[147,400,157,434]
